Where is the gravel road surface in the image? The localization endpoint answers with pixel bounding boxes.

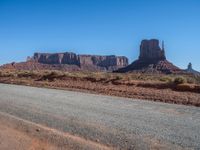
[0,83,199,149]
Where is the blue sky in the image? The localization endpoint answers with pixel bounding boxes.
[0,0,200,70]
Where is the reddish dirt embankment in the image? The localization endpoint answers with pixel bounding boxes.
[0,112,111,150]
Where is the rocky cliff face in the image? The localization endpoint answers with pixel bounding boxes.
[34,52,80,65]
[116,39,181,74]
[79,55,127,68]
[33,52,128,71]
[139,39,166,61]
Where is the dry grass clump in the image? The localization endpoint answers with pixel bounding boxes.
[0,70,41,78]
[39,71,66,81]
[159,76,173,83]
[17,70,41,78]
[160,75,200,85]
[173,76,186,85]
[0,70,16,77]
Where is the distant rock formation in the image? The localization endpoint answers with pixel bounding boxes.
[33,52,128,71]
[139,39,166,61]
[33,52,80,66]
[116,39,181,74]
[185,63,200,76]
[1,52,128,72]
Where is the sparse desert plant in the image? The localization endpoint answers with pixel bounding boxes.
[0,70,14,77]
[186,77,196,84]
[115,75,123,80]
[194,76,200,84]
[160,76,173,83]
[123,75,131,81]
[104,73,113,79]
[17,71,31,78]
[173,76,186,84]
[16,71,33,78]
[40,71,65,81]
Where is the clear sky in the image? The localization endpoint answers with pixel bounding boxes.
[0,0,199,70]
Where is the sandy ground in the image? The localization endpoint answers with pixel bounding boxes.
[0,112,111,150]
[0,117,61,150]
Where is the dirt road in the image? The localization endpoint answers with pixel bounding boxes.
[0,83,200,149]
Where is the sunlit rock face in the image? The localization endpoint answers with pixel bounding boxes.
[139,39,166,61]
[33,52,128,71]
[116,39,181,74]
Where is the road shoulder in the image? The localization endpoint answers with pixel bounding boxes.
[0,112,112,150]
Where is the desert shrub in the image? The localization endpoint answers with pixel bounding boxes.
[30,71,40,78]
[173,76,186,84]
[115,75,123,80]
[160,76,173,83]
[194,76,200,84]
[104,73,113,79]
[0,70,15,77]
[40,71,65,81]
[186,77,196,84]
[124,75,131,81]
[17,71,36,78]
[74,72,88,78]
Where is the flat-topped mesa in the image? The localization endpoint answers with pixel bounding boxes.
[79,55,128,68]
[33,52,80,65]
[33,52,128,71]
[139,39,166,61]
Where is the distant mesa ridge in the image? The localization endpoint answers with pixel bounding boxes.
[1,52,128,71]
[33,52,128,67]
[1,39,198,74]
[116,39,181,74]
[29,52,128,71]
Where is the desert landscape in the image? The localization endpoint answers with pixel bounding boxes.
[0,39,200,149]
[1,1,200,149]
[1,39,199,107]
